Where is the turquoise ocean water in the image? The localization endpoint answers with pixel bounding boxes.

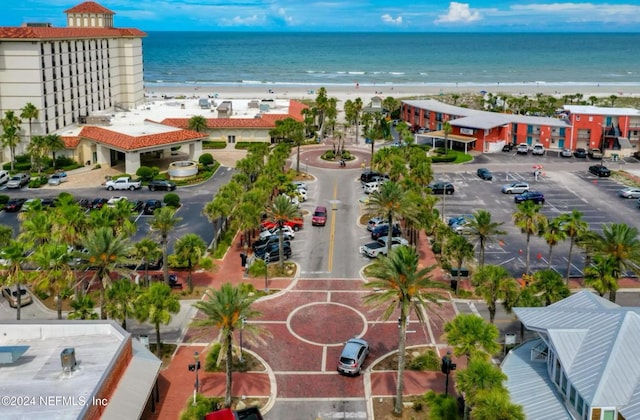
[142,32,640,89]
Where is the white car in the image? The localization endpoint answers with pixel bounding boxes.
[501,182,530,194]
[293,181,307,190]
[363,181,382,194]
[107,196,128,207]
[280,193,300,208]
[296,188,308,202]
[48,172,68,186]
[259,225,295,240]
[532,144,545,155]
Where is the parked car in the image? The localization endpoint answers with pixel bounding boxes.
[261,217,304,231]
[2,285,33,308]
[252,235,290,252]
[428,182,455,195]
[574,148,587,158]
[589,165,611,177]
[363,181,382,194]
[21,198,42,212]
[91,198,108,210]
[0,170,9,185]
[4,198,27,212]
[48,172,68,186]
[337,338,369,376]
[131,200,145,213]
[259,225,295,240]
[476,168,493,180]
[6,173,30,189]
[148,179,176,191]
[588,148,604,159]
[371,223,402,240]
[360,171,387,184]
[107,196,128,207]
[143,199,162,215]
[501,182,530,194]
[532,144,545,155]
[514,191,545,204]
[296,188,307,202]
[502,143,514,152]
[312,206,328,226]
[255,242,292,262]
[360,236,409,258]
[292,181,307,190]
[367,217,386,231]
[561,149,573,158]
[448,214,473,227]
[516,143,529,154]
[619,187,640,199]
[451,218,472,234]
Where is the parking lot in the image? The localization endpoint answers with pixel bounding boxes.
[435,152,640,277]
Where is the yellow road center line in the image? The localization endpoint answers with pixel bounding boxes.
[327,180,338,272]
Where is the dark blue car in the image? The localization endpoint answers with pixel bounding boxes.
[371,224,402,240]
[514,191,545,204]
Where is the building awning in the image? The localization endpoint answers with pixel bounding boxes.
[418,130,476,144]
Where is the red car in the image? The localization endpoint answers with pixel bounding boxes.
[311,206,327,226]
[261,217,304,231]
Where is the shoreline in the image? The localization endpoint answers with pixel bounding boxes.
[145,83,640,104]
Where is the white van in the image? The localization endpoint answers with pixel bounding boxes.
[0,170,9,185]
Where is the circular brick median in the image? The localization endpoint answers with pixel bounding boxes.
[288,302,367,346]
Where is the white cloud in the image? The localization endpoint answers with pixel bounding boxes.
[436,2,481,24]
[381,14,403,25]
[220,14,265,27]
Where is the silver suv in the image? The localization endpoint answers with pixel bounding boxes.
[501,182,530,194]
[337,338,369,376]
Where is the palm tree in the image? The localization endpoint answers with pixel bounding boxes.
[465,210,505,268]
[136,282,180,357]
[67,294,99,320]
[583,254,618,298]
[20,102,39,144]
[0,225,13,247]
[444,234,474,294]
[192,283,262,408]
[31,243,76,319]
[368,182,417,255]
[44,133,65,168]
[512,200,548,275]
[582,223,640,303]
[471,389,525,420]
[174,233,207,292]
[150,207,182,285]
[80,227,132,319]
[456,358,508,420]
[134,238,162,287]
[444,314,500,361]
[558,210,589,282]
[471,265,519,324]
[2,240,32,320]
[423,391,458,420]
[104,279,141,330]
[187,115,208,133]
[266,195,300,269]
[1,110,23,172]
[442,120,452,152]
[541,217,566,269]
[530,269,570,306]
[363,246,445,415]
[353,97,363,145]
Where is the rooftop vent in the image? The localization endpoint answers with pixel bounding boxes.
[60,348,76,372]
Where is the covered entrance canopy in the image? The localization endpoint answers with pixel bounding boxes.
[415,130,477,154]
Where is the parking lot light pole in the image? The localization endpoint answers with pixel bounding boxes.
[441,351,456,397]
[264,261,269,292]
[239,317,246,363]
[188,351,200,406]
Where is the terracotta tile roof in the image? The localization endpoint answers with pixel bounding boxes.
[64,2,115,15]
[61,136,82,149]
[0,26,146,39]
[78,126,205,151]
[160,100,308,130]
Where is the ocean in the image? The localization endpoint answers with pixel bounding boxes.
[142,32,640,89]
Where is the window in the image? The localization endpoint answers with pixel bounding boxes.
[577,395,584,415]
[561,372,567,394]
[602,410,615,420]
[569,386,576,405]
[554,360,561,385]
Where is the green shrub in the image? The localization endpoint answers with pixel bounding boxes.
[248,259,267,277]
[322,150,335,160]
[408,349,440,371]
[430,155,457,163]
[163,193,180,208]
[28,176,48,188]
[199,153,215,166]
[203,141,227,149]
[199,257,214,271]
[205,343,223,371]
[54,155,76,168]
[179,394,222,420]
[136,166,157,182]
[235,141,263,150]
[0,195,9,205]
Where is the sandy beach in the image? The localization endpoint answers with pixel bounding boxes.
[146,83,640,104]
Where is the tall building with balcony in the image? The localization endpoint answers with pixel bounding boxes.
[0,1,146,140]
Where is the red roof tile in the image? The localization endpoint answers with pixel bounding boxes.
[78,125,205,150]
[64,2,115,15]
[160,100,308,130]
[61,136,82,148]
[0,26,146,39]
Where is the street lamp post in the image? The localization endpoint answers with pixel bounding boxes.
[188,351,200,406]
[264,261,269,292]
[440,351,457,397]
[239,317,246,363]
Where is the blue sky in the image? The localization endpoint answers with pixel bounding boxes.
[2,1,640,32]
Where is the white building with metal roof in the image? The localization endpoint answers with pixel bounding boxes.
[0,320,161,420]
[504,291,640,420]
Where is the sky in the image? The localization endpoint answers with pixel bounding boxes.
[2,1,640,32]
